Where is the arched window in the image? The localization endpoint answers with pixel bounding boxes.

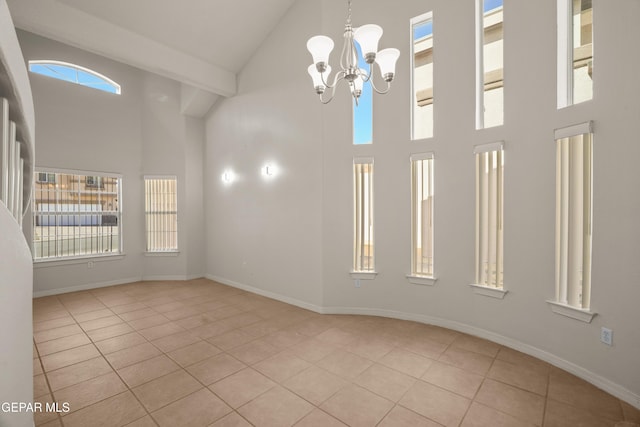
[28,60,121,95]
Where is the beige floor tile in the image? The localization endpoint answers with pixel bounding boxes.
[105,342,162,369]
[438,346,494,376]
[294,408,347,426]
[36,333,91,356]
[153,301,187,313]
[117,354,181,388]
[487,358,548,396]
[34,316,76,332]
[379,347,434,378]
[355,364,416,402]
[137,321,186,341]
[238,386,313,427]
[240,320,281,338]
[34,374,50,398]
[410,324,460,345]
[46,356,113,391]
[207,330,256,351]
[544,398,618,427]
[132,370,202,412]
[289,338,338,363]
[209,367,276,408]
[315,328,357,347]
[191,320,237,339]
[475,379,545,426]
[110,302,149,315]
[345,337,394,361]
[320,384,394,427]
[127,314,170,330]
[40,344,101,372]
[168,340,222,367]
[60,391,146,427]
[37,418,62,427]
[495,347,551,375]
[622,401,640,423]
[187,353,247,385]
[222,312,263,329]
[450,334,501,358]
[86,323,134,341]
[316,349,373,379]
[253,351,311,383]
[175,313,218,330]
[34,357,44,375]
[53,372,126,414]
[34,324,84,344]
[228,338,280,365]
[33,393,59,425]
[151,330,201,353]
[72,308,115,323]
[151,388,232,427]
[123,415,157,427]
[421,360,484,399]
[118,308,158,322]
[208,412,253,426]
[401,336,449,360]
[263,329,307,350]
[377,405,442,427]
[547,369,624,421]
[94,331,147,354]
[284,365,348,406]
[163,306,201,321]
[399,380,471,426]
[461,402,537,427]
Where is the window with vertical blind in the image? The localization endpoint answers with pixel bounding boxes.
[476,0,504,129]
[144,176,178,253]
[411,12,434,140]
[557,0,593,108]
[473,143,504,293]
[553,123,593,315]
[410,153,434,278]
[32,170,122,260]
[353,158,374,273]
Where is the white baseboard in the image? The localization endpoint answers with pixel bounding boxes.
[33,277,142,298]
[206,273,640,410]
[141,274,204,281]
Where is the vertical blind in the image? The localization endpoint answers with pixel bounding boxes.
[475,144,504,288]
[555,124,592,309]
[1,97,25,226]
[353,159,374,272]
[411,153,434,276]
[144,177,178,252]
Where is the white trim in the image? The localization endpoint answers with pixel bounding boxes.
[409,152,434,162]
[144,251,180,257]
[34,166,122,179]
[205,273,638,409]
[554,121,593,140]
[473,141,504,154]
[557,0,572,108]
[349,271,378,280]
[409,11,434,141]
[353,157,374,165]
[141,275,194,281]
[34,254,125,268]
[33,276,141,298]
[469,283,508,299]
[547,300,597,323]
[475,0,484,129]
[143,174,178,180]
[406,275,437,286]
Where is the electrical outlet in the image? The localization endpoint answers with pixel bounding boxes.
[600,327,613,346]
[87,261,94,269]
[355,279,361,288]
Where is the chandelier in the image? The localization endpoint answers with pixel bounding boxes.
[306,0,400,105]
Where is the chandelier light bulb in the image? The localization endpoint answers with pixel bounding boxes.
[375,48,400,81]
[354,24,383,62]
[308,64,331,93]
[306,36,334,70]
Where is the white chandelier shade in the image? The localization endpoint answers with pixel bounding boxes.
[306,0,399,105]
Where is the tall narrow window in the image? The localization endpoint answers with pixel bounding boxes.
[474,143,504,289]
[411,13,434,140]
[353,158,374,272]
[144,176,178,252]
[557,0,593,108]
[555,123,592,310]
[410,153,434,277]
[353,43,373,145]
[32,170,122,260]
[476,0,504,129]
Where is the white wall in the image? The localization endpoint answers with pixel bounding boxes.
[205,0,640,407]
[18,31,206,295]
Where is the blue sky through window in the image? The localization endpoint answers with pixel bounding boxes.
[484,0,503,12]
[414,21,433,41]
[353,42,373,145]
[29,61,121,94]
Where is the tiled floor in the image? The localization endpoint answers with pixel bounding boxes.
[32,278,640,427]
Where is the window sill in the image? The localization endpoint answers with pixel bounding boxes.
[406,275,437,286]
[34,253,125,268]
[144,251,180,257]
[547,300,597,323]
[349,271,377,280]
[469,283,508,299]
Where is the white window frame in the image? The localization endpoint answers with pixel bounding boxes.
[407,153,436,286]
[471,142,507,299]
[410,11,434,141]
[475,0,504,130]
[32,168,123,262]
[351,157,376,277]
[144,175,179,254]
[28,60,121,95]
[547,122,595,322]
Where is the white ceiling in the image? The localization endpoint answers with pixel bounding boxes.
[6,0,299,97]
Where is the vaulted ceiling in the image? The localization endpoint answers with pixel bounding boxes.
[7,0,299,98]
